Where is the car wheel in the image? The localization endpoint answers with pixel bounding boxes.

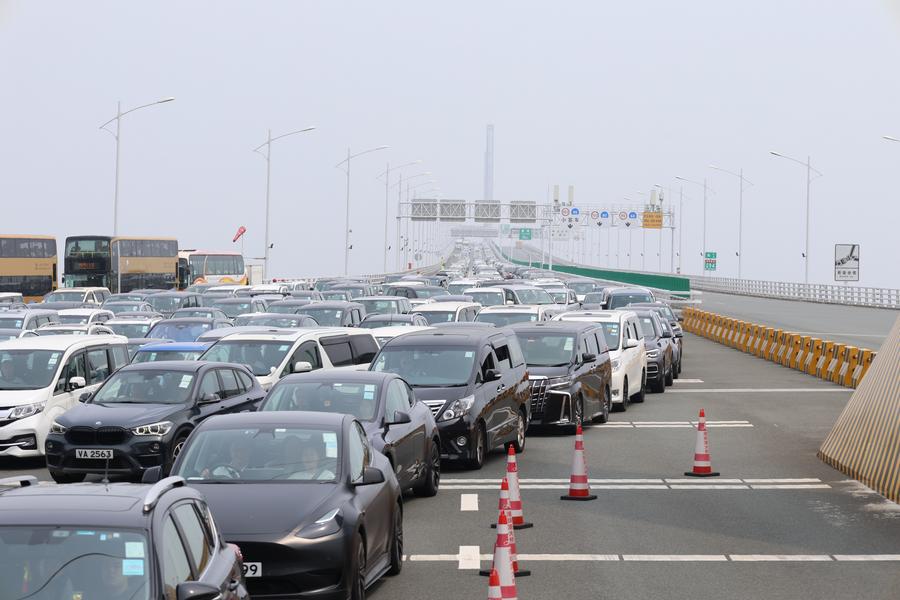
[388,504,403,575]
[673,360,680,379]
[593,387,610,424]
[49,471,86,484]
[414,440,441,497]
[466,423,486,470]
[350,534,366,600]
[665,364,675,386]
[508,409,526,453]
[613,377,628,412]
[631,372,646,403]
[165,432,189,474]
[567,396,584,434]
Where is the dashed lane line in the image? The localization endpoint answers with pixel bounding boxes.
[604,420,753,428]
[460,493,479,512]
[405,551,900,566]
[673,379,705,383]
[667,388,851,394]
[440,477,831,491]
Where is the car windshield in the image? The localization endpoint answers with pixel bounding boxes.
[638,316,659,339]
[322,292,349,301]
[233,315,303,328]
[106,304,142,315]
[466,291,504,307]
[175,426,340,482]
[608,292,653,309]
[58,314,90,325]
[358,299,399,315]
[132,350,204,363]
[371,346,475,387]
[92,369,195,404]
[568,282,596,294]
[598,322,621,350]
[175,309,214,318]
[0,317,25,329]
[420,311,456,324]
[583,292,606,303]
[201,340,292,376]
[147,321,212,342]
[447,283,472,295]
[516,333,576,367]
[107,323,151,338]
[212,301,252,318]
[476,312,538,327]
[0,526,150,600]
[262,381,380,421]
[297,308,343,327]
[44,291,85,302]
[415,288,449,299]
[515,289,554,304]
[147,296,183,313]
[0,350,62,390]
[360,319,409,329]
[548,290,569,303]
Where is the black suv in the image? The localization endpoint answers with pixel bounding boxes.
[370,327,530,469]
[510,322,613,431]
[45,361,265,483]
[0,475,249,600]
[632,309,675,393]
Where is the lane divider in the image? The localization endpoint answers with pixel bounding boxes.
[440,477,831,491]
[681,307,876,388]
[408,552,900,565]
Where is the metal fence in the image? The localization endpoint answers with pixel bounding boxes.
[690,277,900,309]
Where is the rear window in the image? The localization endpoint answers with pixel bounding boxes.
[322,340,353,366]
[349,335,379,364]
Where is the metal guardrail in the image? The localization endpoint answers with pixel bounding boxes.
[690,277,900,310]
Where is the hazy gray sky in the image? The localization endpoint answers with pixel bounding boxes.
[2,1,899,286]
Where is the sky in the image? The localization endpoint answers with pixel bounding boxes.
[1,0,899,287]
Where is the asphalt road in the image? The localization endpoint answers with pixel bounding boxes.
[3,334,899,599]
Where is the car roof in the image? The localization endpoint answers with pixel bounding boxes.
[153,317,218,324]
[58,308,111,315]
[298,301,361,309]
[119,360,216,373]
[414,301,479,311]
[199,411,349,430]
[149,291,198,297]
[212,327,357,342]
[0,334,127,351]
[210,297,255,303]
[479,304,542,313]
[279,370,397,386]
[135,342,212,352]
[385,329,500,347]
[466,287,504,293]
[558,310,636,322]
[607,286,653,294]
[356,296,403,302]
[363,313,416,321]
[508,321,600,334]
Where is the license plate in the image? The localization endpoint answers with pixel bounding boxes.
[76,449,113,459]
[242,562,262,578]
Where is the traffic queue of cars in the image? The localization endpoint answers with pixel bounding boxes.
[0,255,685,599]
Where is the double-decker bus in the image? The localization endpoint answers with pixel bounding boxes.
[177,250,247,288]
[0,235,58,302]
[64,236,178,293]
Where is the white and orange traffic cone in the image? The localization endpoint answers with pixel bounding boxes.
[685,409,720,477]
[481,478,530,577]
[487,568,501,600]
[485,512,518,599]
[561,424,597,501]
[504,445,533,528]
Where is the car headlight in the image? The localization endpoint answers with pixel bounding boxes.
[547,376,572,389]
[9,401,46,421]
[297,508,342,539]
[646,349,660,359]
[130,421,174,436]
[440,395,474,422]
[610,359,621,371]
[49,420,68,434]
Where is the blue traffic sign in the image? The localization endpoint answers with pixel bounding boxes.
[571,207,580,216]
[600,211,609,218]
[628,211,638,219]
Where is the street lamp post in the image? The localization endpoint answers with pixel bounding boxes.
[378,160,422,273]
[770,151,823,284]
[675,176,711,275]
[253,127,316,282]
[336,145,390,276]
[709,165,753,279]
[99,97,175,237]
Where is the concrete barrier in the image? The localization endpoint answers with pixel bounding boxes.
[816,341,835,378]
[825,343,846,382]
[840,346,861,388]
[792,336,811,370]
[805,338,823,375]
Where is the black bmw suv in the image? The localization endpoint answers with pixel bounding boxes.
[45,361,265,483]
[0,474,249,600]
[370,327,530,469]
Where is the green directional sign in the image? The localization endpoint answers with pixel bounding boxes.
[704,250,717,271]
[704,251,717,259]
[519,228,532,241]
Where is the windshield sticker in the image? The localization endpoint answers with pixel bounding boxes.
[121,559,145,577]
[364,384,375,392]
[323,432,338,458]
[465,351,474,358]
[563,339,574,351]
[363,392,374,400]
[279,345,290,351]
[125,542,145,558]
[48,354,59,365]
[52,530,70,538]
[179,375,192,389]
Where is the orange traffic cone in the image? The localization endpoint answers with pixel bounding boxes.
[685,409,720,477]
[481,478,530,577]
[504,446,533,528]
[485,512,518,599]
[561,424,597,501]
[487,568,501,600]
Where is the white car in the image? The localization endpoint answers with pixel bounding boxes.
[33,324,115,336]
[553,310,647,410]
[43,287,111,305]
[447,279,481,295]
[414,302,481,325]
[199,328,381,390]
[56,308,115,326]
[475,304,555,327]
[104,315,165,339]
[372,325,433,347]
[463,287,506,308]
[0,334,130,457]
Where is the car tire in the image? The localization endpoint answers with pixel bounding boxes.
[567,396,584,434]
[165,431,189,475]
[388,504,403,575]
[350,534,366,600]
[49,470,86,484]
[665,364,675,386]
[652,374,665,393]
[612,378,628,412]
[631,372,646,403]
[673,360,680,379]
[414,439,441,497]
[507,409,526,453]
[593,387,610,424]
[466,423,486,470]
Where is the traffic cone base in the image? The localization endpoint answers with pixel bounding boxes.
[684,470,720,477]
[561,493,598,501]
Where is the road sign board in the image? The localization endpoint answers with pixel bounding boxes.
[628,211,638,219]
[834,244,859,281]
[560,207,570,217]
[642,212,663,229]
[571,207,580,216]
[518,228,532,241]
[704,252,717,259]
[704,259,717,271]
[590,210,599,220]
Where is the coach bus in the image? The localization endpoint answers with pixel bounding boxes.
[0,235,58,302]
[177,250,247,288]
[64,235,179,293]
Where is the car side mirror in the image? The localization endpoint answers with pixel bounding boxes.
[386,410,411,426]
[79,392,92,403]
[176,582,222,600]
[581,352,596,363]
[67,376,86,392]
[623,338,639,350]
[355,466,385,486]
[200,392,220,403]
[141,466,162,484]
[674,331,683,338]
[292,361,313,373]
[505,300,515,305]
[484,368,501,382]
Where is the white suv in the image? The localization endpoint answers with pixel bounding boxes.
[553,310,647,410]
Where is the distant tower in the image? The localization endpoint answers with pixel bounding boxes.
[484,124,494,200]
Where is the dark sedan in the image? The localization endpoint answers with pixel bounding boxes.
[633,309,675,393]
[260,370,441,496]
[172,411,403,600]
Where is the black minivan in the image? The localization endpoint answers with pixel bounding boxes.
[370,328,530,469]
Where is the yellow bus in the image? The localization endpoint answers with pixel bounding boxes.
[177,250,247,288]
[110,237,179,293]
[0,235,58,302]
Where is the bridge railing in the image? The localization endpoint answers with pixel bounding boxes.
[691,277,900,309]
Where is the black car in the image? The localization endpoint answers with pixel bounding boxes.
[633,310,675,393]
[148,317,233,342]
[260,370,441,496]
[510,322,613,431]
[45,361,265,483]
[630,301,684,375]
[170,411,403,600]
[211,297,269,319]
[360,313,429,329]
[605,287,655,309]
[383,285,449,300]
[296,301,366,327]
[146,291,204,317]
[370,328,530,469]
[267,298,316,314]
[0,475,248,600]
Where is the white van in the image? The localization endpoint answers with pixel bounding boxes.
[414,301,481,325]
[199,328,381,390]
[0,334,130,457]
[553,310,647,410]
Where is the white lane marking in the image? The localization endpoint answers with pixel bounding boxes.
[460,493,479,512]
[750,484,832,490]
[673,378,705,383]
[520,553,619,561]
[444,477,824,485]
[743,478,823,483]
[665,478,745,484]
[833,554,900,561]
[457,545,482,569]
[669,484,749,490]
[601,420,753,428]
[668,388,851,394]
[623,554,728,561]
[730,555,833,562]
